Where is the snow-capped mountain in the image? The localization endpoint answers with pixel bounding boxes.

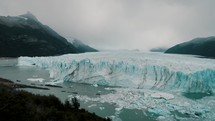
[165,36,215,58]
[0,12,97,57]
[66,37,97,52]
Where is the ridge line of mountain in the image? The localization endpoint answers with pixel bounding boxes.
[0,12,97,57]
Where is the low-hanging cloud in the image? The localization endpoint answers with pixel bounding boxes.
[0,0,215,50]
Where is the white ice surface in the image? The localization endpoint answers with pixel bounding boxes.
[18,51,215,93]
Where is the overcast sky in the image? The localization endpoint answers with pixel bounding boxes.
[0,0,215,50]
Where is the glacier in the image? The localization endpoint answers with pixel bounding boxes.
[17,51,215,120]
[18,51,215,93]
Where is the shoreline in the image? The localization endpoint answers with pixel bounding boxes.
[0,77,49,90]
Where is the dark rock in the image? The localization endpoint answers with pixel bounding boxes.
[30,83,36,85]
[71,92,78,94]
[45,84,63,88]
[194,112,202,117]
[96,93,101,96]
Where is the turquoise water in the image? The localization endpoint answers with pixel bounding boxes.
[182,92,213,100]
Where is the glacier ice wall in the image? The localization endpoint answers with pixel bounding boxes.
[18,52,215,93]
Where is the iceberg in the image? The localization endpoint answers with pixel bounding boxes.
[27,78,44,83]
[18,51,215,93]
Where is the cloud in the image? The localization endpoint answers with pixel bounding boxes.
[0,0,215,50]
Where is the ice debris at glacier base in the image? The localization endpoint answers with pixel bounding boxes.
[18,51,215,93]
[68,88,215,121]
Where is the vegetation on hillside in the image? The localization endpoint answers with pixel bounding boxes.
[0,84,110,121]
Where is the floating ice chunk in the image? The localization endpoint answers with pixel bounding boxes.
[166,103,182,111]
[49,70,55,78]
[44,80,63,86]
[109,116,122,121]
[88,104,97,108]
[99,107,105,110]
[105,88,111,90]
[148,107,171,116]
[150,92,174,100]
[27,78,44,83]
[92,83,98,87]
[115,107,123,111]
[157,116,166,120]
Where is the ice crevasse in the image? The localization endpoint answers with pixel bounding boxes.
[18,51,215,93]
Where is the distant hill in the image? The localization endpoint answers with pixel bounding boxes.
[150,47,167,52]
[165,36,215,58]
[0,12,97,57]
[66,37,97,53]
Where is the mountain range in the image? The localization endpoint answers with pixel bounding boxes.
[0,12,97,57]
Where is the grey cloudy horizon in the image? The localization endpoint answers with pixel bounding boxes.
[0,0,215,51]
